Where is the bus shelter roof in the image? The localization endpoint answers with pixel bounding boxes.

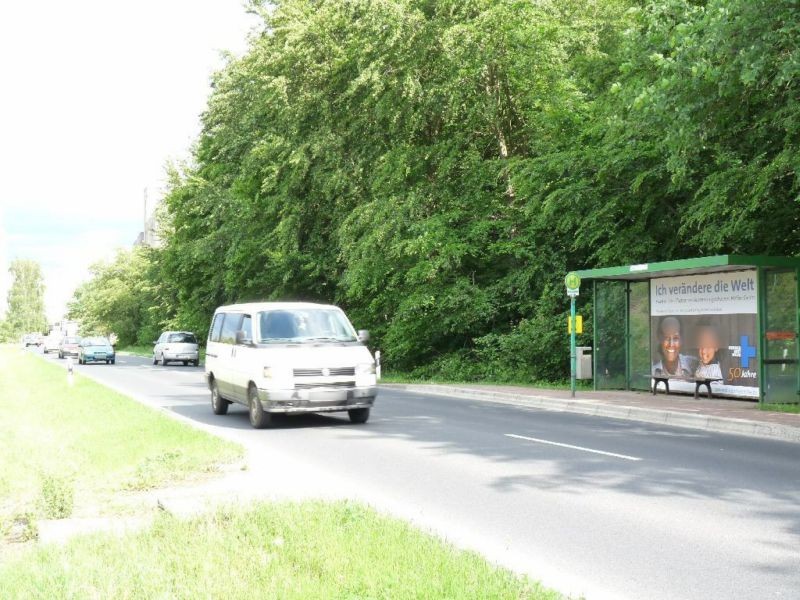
[576,255,800,282]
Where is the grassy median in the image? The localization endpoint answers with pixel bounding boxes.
[0,501,560,599]
[0,345,242,534]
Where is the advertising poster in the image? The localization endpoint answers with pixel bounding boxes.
[650,270,758,398]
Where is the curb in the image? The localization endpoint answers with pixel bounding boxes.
[386,384,800,445]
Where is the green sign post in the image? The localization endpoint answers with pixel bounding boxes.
[565,272,581,397]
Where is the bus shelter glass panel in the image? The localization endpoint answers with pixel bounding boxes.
[595,280,627,389]
[628,281,651,391]
[763,269,799,404]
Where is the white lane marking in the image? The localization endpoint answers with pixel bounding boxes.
[505,433,642,461]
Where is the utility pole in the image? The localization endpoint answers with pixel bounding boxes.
[565,272,582,398]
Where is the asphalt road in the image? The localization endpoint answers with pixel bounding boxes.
[37,349,800,600]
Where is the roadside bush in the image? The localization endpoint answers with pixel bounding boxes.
[403,285,592,383]
[38,474,74,519]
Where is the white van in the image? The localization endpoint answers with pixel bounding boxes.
[205,302,378,428]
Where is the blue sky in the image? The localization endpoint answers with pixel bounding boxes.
[0,1,258,321]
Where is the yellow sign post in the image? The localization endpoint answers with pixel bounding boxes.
[567,315,583,334]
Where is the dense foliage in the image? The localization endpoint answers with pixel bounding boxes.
[1,259,48,341]
[69,0,799,382]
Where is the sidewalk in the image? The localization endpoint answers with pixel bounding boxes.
[385,383,800,444]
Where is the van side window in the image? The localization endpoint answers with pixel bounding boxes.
[209,314,225,343]
[220,313,243,345]
[240,315,252,342]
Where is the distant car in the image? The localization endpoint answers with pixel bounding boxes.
[78,337,116,365]
[22,334,38,347]
[153,331,199,366]
[58,336,82,359]
[43,334,63,354]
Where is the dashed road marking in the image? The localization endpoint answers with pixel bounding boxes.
[506,433,642,461]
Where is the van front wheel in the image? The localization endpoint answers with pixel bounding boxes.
[248,385,271,429]
[210,380,228,415]
[348,408,370,424]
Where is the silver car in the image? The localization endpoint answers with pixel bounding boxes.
[153,331,199,366]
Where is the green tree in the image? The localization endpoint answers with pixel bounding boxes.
[67,248,163,346]
[159,0,616,380]
[3,259,48,340]
[554,0,800,264]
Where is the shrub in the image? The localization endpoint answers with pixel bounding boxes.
[39,474,74,519]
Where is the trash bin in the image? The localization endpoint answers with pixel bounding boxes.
[576,346,593,379]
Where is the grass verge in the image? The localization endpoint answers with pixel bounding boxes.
[0,501,563,599]
[0,346,242,535]
[759,403,800,414]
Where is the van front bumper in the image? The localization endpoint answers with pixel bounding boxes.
[256,385,377,413]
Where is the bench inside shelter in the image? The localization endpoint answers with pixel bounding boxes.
[651,375,724,399]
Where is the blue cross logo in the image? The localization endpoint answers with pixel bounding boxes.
[740,335,756,368]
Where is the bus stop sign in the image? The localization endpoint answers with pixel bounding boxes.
[565,272,581,297]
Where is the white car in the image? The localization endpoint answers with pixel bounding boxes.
[205,302,378,428]
[42,335,63,354]
[153,331,200,366]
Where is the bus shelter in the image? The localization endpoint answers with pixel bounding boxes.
[576,256,800,404]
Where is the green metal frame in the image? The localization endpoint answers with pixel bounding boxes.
[757,267,765,403]
[592,279,597,390]
[637,280,651,392]
[625,282,630,389]
[757,266,800,403]
[577,255,800,281]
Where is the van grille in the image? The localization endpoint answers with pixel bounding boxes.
[293,367,355,377]
[294,381,356,390]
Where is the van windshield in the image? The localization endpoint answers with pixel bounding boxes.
[257,309,357,343]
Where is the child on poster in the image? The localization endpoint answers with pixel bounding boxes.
[694,323,723,380]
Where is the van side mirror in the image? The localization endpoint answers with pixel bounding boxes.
[357,330,370,343]
[235,330,253,346]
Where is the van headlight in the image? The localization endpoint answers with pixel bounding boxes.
[356,363,376,376]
